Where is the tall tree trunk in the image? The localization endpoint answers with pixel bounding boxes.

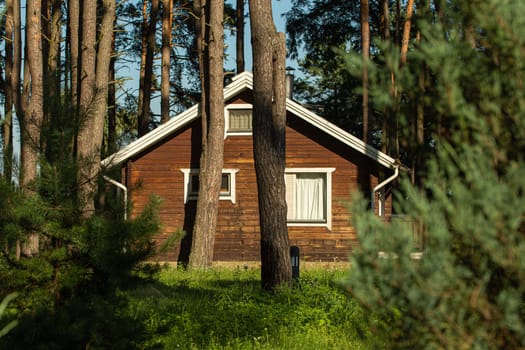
[68,0,80,110]
[413,0,430,186]
[22,0,44,189]
[380,0,390,42]
[433,0,445,138]
[3,0,14,181]
[45,0,62,162]
[12,0,22,127]
[390,0,411,160]
[48,0,62,108]
[161,0,172,124]
[189,0,225,269]
[76,0,115,215]
[360,0,370,144]
[10,0,23,202]
[41,0,50,85]
[137,1,148,135]
[412,30,425,185]
[138,0,160,136]
[193,0,206,139]
[381,0,399,159]
[395,0,401,45]
[20,0,45,256]
[236,0,245,73]
[400,0,415,66]
[399,0,416,182]
[380,0,390,155]
[249,0,291,290]
[107,29,117,155]
[77,0,97,215]
[92,0,116,162]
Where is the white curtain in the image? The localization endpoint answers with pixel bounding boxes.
[295,174,325,221]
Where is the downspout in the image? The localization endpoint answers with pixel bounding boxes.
[371,166,399,216]
[103,176,128,220]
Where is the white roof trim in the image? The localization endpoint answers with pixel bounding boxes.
[285,99,397,169]
[102,71,397,170]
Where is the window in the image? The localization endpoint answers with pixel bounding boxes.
[229,109,252,132]
[181,169,239,203]
[220,173,231,196]
[285,168,335,229]
[225,104,252,136]
[188,173,231,197]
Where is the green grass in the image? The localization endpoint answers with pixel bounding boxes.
[123,266,389,349]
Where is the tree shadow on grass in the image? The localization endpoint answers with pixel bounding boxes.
[1,268,379,350]
[124,271,366,349]
[125,275,298,348]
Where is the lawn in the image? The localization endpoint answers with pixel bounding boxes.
[123,266,389,349]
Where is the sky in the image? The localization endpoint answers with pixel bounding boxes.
[224,0,299,73]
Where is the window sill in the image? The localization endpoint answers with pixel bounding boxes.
[287,222,332,230]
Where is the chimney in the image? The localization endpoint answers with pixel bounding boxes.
[285,67,295,99]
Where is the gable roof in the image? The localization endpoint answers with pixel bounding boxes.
[102,72,398,170]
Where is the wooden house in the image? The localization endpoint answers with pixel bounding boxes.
[102,72,400,263]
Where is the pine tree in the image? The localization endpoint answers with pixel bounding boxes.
[249,0,291,290]
[346,1,525,348]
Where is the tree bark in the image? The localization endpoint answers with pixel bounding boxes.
[77,0,97,215]
[189,0,224,268]
[19,0,45,256]
[413,1,430,186]
[161,0,172,124]
[3,0,14,181]
[360,0,370,144]
[433,0,445,138]
[138,0,160,136]
[380,0,390,42]
[400,0,415,66]
[189,0,225,269]
[92,0,116,159]
[48,0,62,105]
[21,0,44,189]
[77,0,115,215]
[137,0,148,135]
[68,0,80,110]
[380,0,390,155]
[249,0,291,290]
[395,0,401,45]
[236,0,245,73]
[107,29,117,155]
[12,0,22,117]
[41,0,50,83]
[45,0,62,162]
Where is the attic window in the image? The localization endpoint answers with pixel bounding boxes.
[181,168,239,203]
[226,104,252,136]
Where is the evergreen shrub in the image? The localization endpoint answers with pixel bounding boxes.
[0,166,162,348]
[346,1,525,349]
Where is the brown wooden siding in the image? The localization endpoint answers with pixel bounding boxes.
[124,108,393,263]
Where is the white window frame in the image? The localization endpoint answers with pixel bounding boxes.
[225,103,253,137]
[285,167,335,230]
[181,168,239,204]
